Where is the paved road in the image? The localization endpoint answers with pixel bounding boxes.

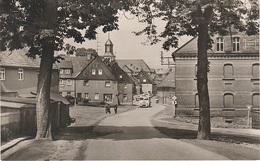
[82,103,228,160]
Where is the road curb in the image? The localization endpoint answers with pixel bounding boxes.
[1,136,32,154]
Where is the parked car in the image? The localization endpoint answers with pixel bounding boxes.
[139,96,151,108]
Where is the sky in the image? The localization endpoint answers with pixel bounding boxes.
[66,12,191,69]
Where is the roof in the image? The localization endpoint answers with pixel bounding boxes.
[173,32,259,57]
[60,56,93,78]
[105,39,113,45]
[137,69,156,85]
[17,87,70,105]
[57,60,73,69]
[0,49,40,68]
[0,48,58,69]
[158,72,175,88]
[110,63,134,84]
[117,59,151,73]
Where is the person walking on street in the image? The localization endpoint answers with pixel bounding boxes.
[172,95,177,118]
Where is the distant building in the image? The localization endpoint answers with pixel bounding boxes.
[109,62,135,104]
[173,30,259,118]
[117,59,152,75]
[0,49,59,97]
[57,55,118,104]
[157,72,175,104]
[136,69,157,95]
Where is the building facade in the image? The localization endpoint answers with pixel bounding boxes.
[0,49,59,96]
[173,31,259,117]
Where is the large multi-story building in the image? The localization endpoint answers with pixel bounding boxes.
[173,31,259,117]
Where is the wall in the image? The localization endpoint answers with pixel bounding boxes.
[141,84,153,94]
[2,67,59,93]
[118,83,133,103]
[76,80,118,104]
[157,87,175,104]
[175,57,259,111]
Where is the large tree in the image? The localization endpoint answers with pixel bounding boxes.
[0,0,131,139]
[130,0,258,139]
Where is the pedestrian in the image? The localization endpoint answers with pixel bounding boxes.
[172,95,177,118]
[114,104,118,114]
[105,104,111,114]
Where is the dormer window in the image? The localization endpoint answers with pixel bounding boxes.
[98,69,102,75]
[216,37,224,52]
[92,69,96,75]
[65,69,70,74]
[233,37,240,52]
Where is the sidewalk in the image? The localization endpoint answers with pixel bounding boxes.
[155,103,260,139]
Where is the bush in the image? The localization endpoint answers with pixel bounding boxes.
[1,126,15,142]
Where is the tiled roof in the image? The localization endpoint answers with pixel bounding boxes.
[0,48,58,69]
[117,59,151,73]
[158,72,175,88]
[110,63,134,84]
[138,69,156,85]
[59,56,93,78]
[0,49,40,68]
[57,60,73,69]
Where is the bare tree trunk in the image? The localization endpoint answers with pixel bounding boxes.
[35,0,57,139]
[196,5,213,140]
[35,44,54,139]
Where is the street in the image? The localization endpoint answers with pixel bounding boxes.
[83,103,228,160]
[2,103,259,160]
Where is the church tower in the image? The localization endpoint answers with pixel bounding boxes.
[104,34,115,62]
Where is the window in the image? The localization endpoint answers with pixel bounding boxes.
[104,94,113,102]
[65,69,71,74]
[195,94,199,108]
[195,64,198,77]
[83,80,89,86]
[67,92,71,96]
[92,69,96,75]
[94,93,99,100]
[77,93,82,98]
[60,69,64,74]
[253,93,259,108]
[67,79,72,85]
[216,37,224,52]
[143,79,146,82]
[124,84,127,89]
[18,68,24,80]
[59,79,64,86]
[224,64,233,78]
[98,69,102,75]
[119,75,123,78]
[0,68,5,80]
[85,93,89,99]
[252,64,259,78]
[224,93,234,108]
[233,37,240,52]
[105,81,111,87]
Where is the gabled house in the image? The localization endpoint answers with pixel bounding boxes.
[117,59,152,75]
[0,49,59,97]
[136,69,157,95]
[59,55,118,104]
[109,62,135,104]
[173,30,259,119]
[157,72,175,104]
